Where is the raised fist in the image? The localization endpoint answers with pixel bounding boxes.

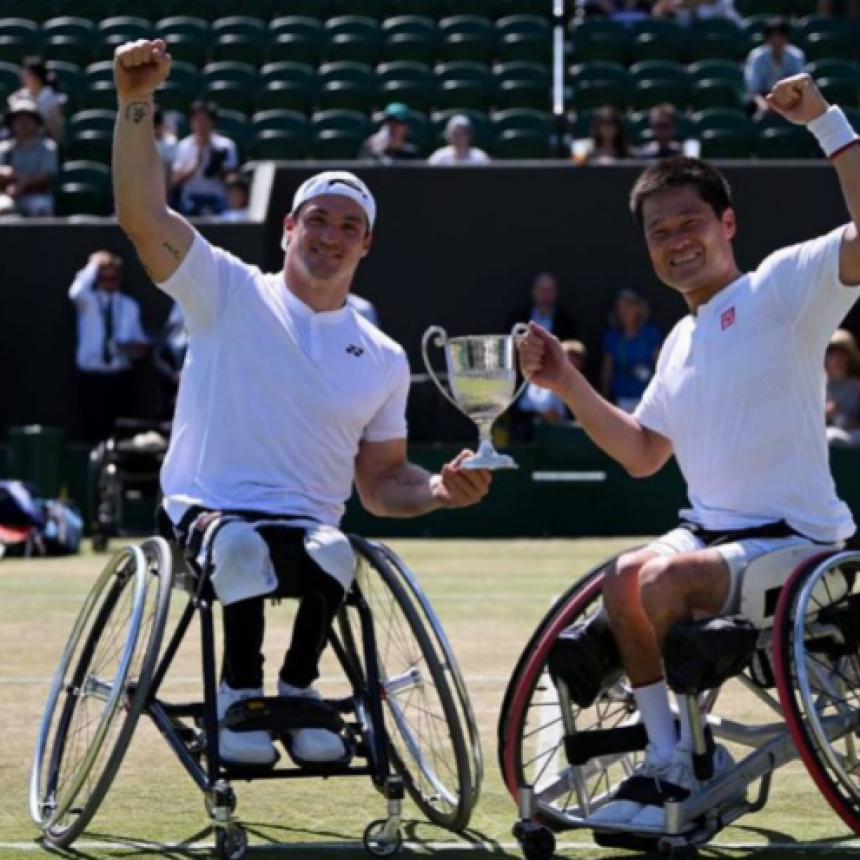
[113,39,171,101]
[767,73,829,125]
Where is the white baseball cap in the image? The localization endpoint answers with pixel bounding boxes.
[282,170,376,250]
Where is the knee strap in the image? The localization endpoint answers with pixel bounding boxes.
[303,526,356,593]
[209,519,279,606]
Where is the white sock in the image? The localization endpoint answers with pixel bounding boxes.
[634,679,678,762]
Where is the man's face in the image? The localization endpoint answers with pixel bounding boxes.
[11,113,38,140]
[651,112,674,144]
[448,125,470,149]
[642,185,736,297]
[767,31,788,52]
[98,264,122,293]
[532,274,558,310]
[283,194,371,283]
[191,110,214,137]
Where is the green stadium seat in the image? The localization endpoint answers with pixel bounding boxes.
[155,15,211,63]
[111,0,170,21]
[818,76,860,109]
[202,61,257,113]
[97,16,153,61]
[741,15,797,51]
[445,0,499,17]
[755,124,817,159]
[690,78,744,111]
[4,0,59,23]
[435,61,493,110]
[84,60,116,87]
[257,62,317,112]
[251,128,309,159]
[331,0,388,17]
[0,19,40,64]
[569,19,628,65]
[629,20,687,64]
[691,107,751,145]
[688,59,744,85]
[377,60,435,111]
[370,104,430,152]
[60,158,110,192]
[310,108,370,160]
[431,107,492,149]
[496,14,551,63]
[42,16,97,65]
[67,110,115,164]
[630,108,693,145]
[438,15,495,64]
[266,0,331,16]
[501,0,553,16]
[167,0,227,22]
[68,107,116,134]
[803,31,856,62]
[210,16,267,63]
[46,59,83,104]
[808,58,860,85]
[202,60,256,86]
[318,61,377,112]
[396,0,447,17]
[268,16,326,67]
[56,0,116,19]
[382,15,438,64]
[569,61,630,111]
[687,18,742,61]
[43,16,95,40]
[324,16,382,64]
[251,108,308,134]
[0,61,22,102]
[699,126,753,159]
[155,61,201,111]
[629,61,690,111]
[215,107,249,154]
[495,61,550,110]
[56,181,112,215]
[82,80,118,109]
[212,15,267,38]
[492,107,552,158]
[164,36,208,67]
[845,106,860,133]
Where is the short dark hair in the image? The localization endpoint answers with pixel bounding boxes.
[629,157,734,227]
[763,17,791,39]
[189,100,218,121]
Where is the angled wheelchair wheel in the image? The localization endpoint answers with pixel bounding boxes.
[774,550,860,835]
[338,536,480,833]
[498,558,642,831]
[30,537,173,847]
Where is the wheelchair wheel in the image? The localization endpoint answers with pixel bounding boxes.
[338,536,480,832]
[30,537,173,847]
[774,550,860,835]
[498,559,641,831]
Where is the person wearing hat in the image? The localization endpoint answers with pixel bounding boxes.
[110,39,491,768]
[428,114,490,166]
[0,97,58,217]
[359,102,420,163]
[825,328,860,447]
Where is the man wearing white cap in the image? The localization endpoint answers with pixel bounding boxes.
[110,40,492,768]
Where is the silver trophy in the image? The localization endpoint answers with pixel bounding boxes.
[422,324,530,470]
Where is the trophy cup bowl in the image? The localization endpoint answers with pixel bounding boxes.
[421,323,530,470]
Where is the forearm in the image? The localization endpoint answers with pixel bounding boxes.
[18,172,52,194]
[361,461,440,518]
[832,142,860,232]
[69,261,98,300]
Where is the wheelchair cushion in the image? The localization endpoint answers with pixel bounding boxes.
[664,615,759,694]
[547,609,622,708]
[224,695,346,734]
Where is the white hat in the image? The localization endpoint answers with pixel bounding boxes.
[282,170,376,251]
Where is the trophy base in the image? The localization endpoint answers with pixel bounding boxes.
[461,452,519,471]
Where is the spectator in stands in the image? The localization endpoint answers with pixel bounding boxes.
[428,115,490,165]
[69,251,150,442]
[818,0,860,20]
[636,104,686,160]
[826,329,860,448]
[9,57,64,142]
[0,98,58,217]
[575,0,653,22]
[509,271,578,343]
[601,288,663,413]
[573,106,632,165]
[744,18,807,119]
[154,302,188,421]
[153,105,177,191]
[518,340,588,429]
[347,293,381,328]
[219,173,251,221]
[171,101,239,216]
[360,102,420,163]
[652,0,741,24]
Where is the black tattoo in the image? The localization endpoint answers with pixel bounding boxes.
[123,101,150,124]
[162,241,181,260]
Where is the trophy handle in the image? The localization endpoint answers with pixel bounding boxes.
[421,325,463,414]
[510,322,531,404]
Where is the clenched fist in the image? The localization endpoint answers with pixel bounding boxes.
[767,73,829,125]
[113,39,171,101]
[517,322,576,394]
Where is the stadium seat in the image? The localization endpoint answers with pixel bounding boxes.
[569,19,628,65]
[699,126,753,159]
[382,15,438,64]
[84,60,116,88]
[370,104,430,153]
[690,78,744,111]
[755,124,817,159]
[60,158,111,192]
[67,109,116,163]
[56,181,113,216]
[154,61,200,112]
[691,107,752,138]
[4,0,58,23]
[817,76,860,108]
[630,107,693,145]
[267,0,332,16]
[251,108,309,134]
[42,17,97,66]
[808,59,860,89]
[310,108,370,159]
[492,107,552,158]
[804,31,856,62]
[251,128,310,160]
[0,18,40,65]
[376,60,435,112]
[324,15,382,64]
[845,106,860,133]
[0,61,22,102]
[449,0,502,17]
[111,0,170,21]
[202,60,257,87]
[83,80,120,109]
[741,14,797,51]
[569,61,630,112]
[155,16,211,64]
[688,59,744,86]
[501,0,554,15]
[257,62,318,112]
[268,16,326,67]
[331,0,389,17]
[214,107,249,155]
[202,61,258,114]
[438,15,495,64]
[431,107,493,149]
[57,0,116,20]
[495,61,550,110]
[46,59,83,106]
[394,0,447,17]
[687,18,742,61]
[97,16,153,47]
[211,16,268,64]
[496,15,551,64]
[435,61,493,111]
[629,19,687,64]
[318,61,377,112]
[68,107,117,135]
[168,0,227,22]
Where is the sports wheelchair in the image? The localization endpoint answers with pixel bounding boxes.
[30,531,481,858]
[498,544,860,860]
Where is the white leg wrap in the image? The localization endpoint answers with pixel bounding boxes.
[209,520,279,606]
[303,526,356,592]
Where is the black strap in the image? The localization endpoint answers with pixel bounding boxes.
[679,519,827,546]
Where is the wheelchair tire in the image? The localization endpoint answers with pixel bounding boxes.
[773,549,860,835]
[30,537,173,847]
[498,558,641,831]
[338,537,479,833]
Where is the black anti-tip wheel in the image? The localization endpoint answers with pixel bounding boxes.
[215,824,248,860]
[514,823,556,860]
[363,819,403,857]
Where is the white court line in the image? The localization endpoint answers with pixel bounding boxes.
[0,675,513,685]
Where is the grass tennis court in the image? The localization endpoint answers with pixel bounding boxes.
[1,538,857,859]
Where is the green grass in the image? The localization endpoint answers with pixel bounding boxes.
[0,539,857,859]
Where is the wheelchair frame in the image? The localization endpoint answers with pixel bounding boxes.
[31,533,481,859]
[498,549,860,860]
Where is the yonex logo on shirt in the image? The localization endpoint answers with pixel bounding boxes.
[721,307,736,330]
[346,344,364,357]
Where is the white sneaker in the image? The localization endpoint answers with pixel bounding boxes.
[628,743,736,830]
[217,683,278,766]
[278,680,348,764]
[590,744,674,825]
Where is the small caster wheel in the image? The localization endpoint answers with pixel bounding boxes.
[363,819,403,857]
[514,823,556,860]
[215,824,247,860]
[205,786,237,819]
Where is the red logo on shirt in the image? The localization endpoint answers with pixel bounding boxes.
[721,307,736,330]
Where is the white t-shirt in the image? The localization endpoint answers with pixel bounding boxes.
[155,234,410,526]
[635,226,859,543]
[428,146,491,165]
[172,133,239,201]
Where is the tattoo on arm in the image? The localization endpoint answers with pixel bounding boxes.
[162,241,181,260]
[123,101,150,124]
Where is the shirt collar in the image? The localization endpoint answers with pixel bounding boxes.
[279,275,352,325]
[693,273,748,320]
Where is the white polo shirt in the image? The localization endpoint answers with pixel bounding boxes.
[635,225,858,543]
[155,233,410,527]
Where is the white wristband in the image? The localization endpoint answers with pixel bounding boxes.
[807,106,860,159]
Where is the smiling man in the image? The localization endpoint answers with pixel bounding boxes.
[111,39,491,769]
[519,74,860,828]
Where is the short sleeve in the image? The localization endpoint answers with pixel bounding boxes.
[633,323,679,438]
[363,350,410,443]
